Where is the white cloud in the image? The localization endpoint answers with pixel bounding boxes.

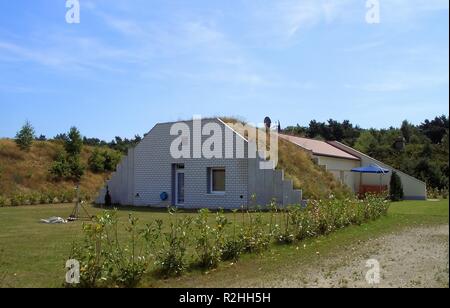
[98,13,147,38]
[0,36,141,73]
[248,0,449,42]
[249,0,357,41]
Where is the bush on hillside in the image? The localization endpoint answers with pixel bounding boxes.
[103,150,122,171]
[67,156,85,181]
[50,151,84,181]
[88,149,106,173]
[50,151,71,179]
[49,127,86,182]
[0,138,114,203]
[88,149,121,173]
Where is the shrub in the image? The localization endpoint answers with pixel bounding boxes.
[50,152,84,181]
[88,149,122,173]
[442,189,449,199]
[221,239,243,262]
[39,192,50,205]
[0,196,6,207]
[103,150,122,172]
[67,156,85,181]
[141,219,163,256]
[46,191,57,204]
[155,209,193,277]
[114,214,148,288]
[277,208,295,245]
[69,211,149,288]
[28,192,40,205]
[194,209,227,269]
[222,210,243,262]
[10,193,26,206]
[58,190,75,203]
[390,171,404,201]
[240,209,271,253]
[49,151,71,180]
[88,149,106,173]
[65,195,390,287]
[428,187,449,200]
[290,206,312,241]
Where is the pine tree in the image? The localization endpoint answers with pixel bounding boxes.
[65,127,83,156]
[15,121,35,151]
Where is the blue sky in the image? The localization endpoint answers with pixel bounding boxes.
[0,0,448,140]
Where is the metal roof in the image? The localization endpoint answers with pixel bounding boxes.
[279,134,360,161]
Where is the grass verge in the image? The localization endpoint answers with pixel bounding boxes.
[0,200,447,288]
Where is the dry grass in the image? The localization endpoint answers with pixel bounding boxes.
[220,118,351,200]
[277,139,351,200]
[0,139,112,198]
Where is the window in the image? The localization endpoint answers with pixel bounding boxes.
[210,168,225,193]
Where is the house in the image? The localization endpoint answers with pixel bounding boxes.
[279,134,427,200]
[96,118,427,208]
[96,118,302,209]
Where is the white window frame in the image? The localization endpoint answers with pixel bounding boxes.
[210,168,226,195]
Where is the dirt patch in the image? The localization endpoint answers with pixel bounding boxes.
[232,225,449,288]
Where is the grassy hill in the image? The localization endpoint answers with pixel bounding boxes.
[277,138,351,200]
[0,139,114,204]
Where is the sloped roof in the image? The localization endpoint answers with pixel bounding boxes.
[279,134,360,161]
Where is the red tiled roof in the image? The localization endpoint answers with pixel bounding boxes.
[280,134,360,161]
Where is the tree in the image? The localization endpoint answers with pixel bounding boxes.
[133,134,142,144]
[414,159,445,189]
[65,127,83,156]
[67,156,84,181]
[54,133,68,141]
[400,120,413,143]
[49,151,70,180]
[50,127,85,182]
[419,115,449,144]
[354,131,377,153]
[103,151,122,171]
[389,171,404,201]
[421,141,433,158]
[15,121,35,151]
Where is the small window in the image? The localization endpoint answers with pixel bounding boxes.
[210,168,225,193]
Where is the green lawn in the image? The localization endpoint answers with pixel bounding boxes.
[0,200,448,288]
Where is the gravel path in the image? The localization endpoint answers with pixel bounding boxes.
[233,225,449,288]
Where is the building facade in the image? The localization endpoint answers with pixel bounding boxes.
[96,118,302,208]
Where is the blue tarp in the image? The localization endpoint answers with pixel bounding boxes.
[351,164,390,174]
